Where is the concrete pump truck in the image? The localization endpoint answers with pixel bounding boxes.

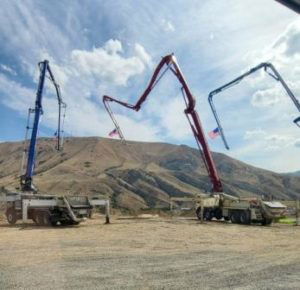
[1,60,110,226]
[102,54,286,225]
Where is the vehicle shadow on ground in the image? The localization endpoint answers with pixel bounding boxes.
[116,216,280,228]
[0,218,113,230]
[0,222,83,230]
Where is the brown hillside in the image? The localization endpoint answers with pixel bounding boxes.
[0,137,299,210]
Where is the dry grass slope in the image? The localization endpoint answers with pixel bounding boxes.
[0,137,299,210]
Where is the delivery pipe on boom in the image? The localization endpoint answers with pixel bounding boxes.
[20,60,67,192]
[275,0,300,14]
[208,62,300,150]
[103,54,223,193]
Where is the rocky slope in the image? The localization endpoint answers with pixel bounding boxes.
[0,137,299,210]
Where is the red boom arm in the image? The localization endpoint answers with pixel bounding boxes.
[103,54,223,193]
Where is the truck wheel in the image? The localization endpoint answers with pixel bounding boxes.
[214,208,223,220]
[240,211,251,225]
[261,218,272,226]
[6,208,17,225]
[204,209,213,221]
[230,211,240,224]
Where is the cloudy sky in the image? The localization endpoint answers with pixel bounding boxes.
[0,0,299,173]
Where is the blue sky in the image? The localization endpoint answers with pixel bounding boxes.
[0,0,299,173]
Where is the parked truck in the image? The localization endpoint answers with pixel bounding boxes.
[195,193,286,225]
[1,192,110,226]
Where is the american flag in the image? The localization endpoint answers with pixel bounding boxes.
[108,128,119,137]
[208,127,220,139]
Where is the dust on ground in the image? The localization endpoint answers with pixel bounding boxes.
[0,215,299,290]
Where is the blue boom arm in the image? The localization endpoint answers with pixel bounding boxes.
[20,60,66,192]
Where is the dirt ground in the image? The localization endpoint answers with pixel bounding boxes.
[0,215,299,290]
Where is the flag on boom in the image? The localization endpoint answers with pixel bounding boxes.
[108,128,119,137]
[208,127,220,139]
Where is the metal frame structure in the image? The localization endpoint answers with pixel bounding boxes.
[103,54,223,193]
[20,60,67,192]
[208,62,300,150]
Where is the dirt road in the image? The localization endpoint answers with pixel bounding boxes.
[0,216,299,289]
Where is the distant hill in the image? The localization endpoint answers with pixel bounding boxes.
[283,171,300,177]
[0,137,299,210]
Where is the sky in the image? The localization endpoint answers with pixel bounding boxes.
[0,0,299,173]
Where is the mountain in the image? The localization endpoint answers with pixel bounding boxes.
[283,171,300,177]
[0,137,299,210]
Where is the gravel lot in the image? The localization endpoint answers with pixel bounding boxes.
[0,215,299,290]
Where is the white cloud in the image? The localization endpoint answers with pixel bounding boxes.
[160,97,190,139]
[230,130,300,172]
[0,74,34,111]
[251,87,282,107]
[114,114,161,142]
[273,20,300,57]
[0,64,17,76]
[243,129,266,140]
[134,43,152,67]
[103,39,123,54]
[294,139,300,148]
[71,40,149,86]
[265,134,291,144]
[161,19,175,32]
[0,1,74,72]
[0,38,157,142]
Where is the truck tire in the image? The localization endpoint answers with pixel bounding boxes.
[214,208,223,220]
[204,209,213,221]
[230,211,240,224]
[240,210,251,225]
[6,208,17,225]
[261,218,272,226]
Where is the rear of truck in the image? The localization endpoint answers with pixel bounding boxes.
[195,194,286,225]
